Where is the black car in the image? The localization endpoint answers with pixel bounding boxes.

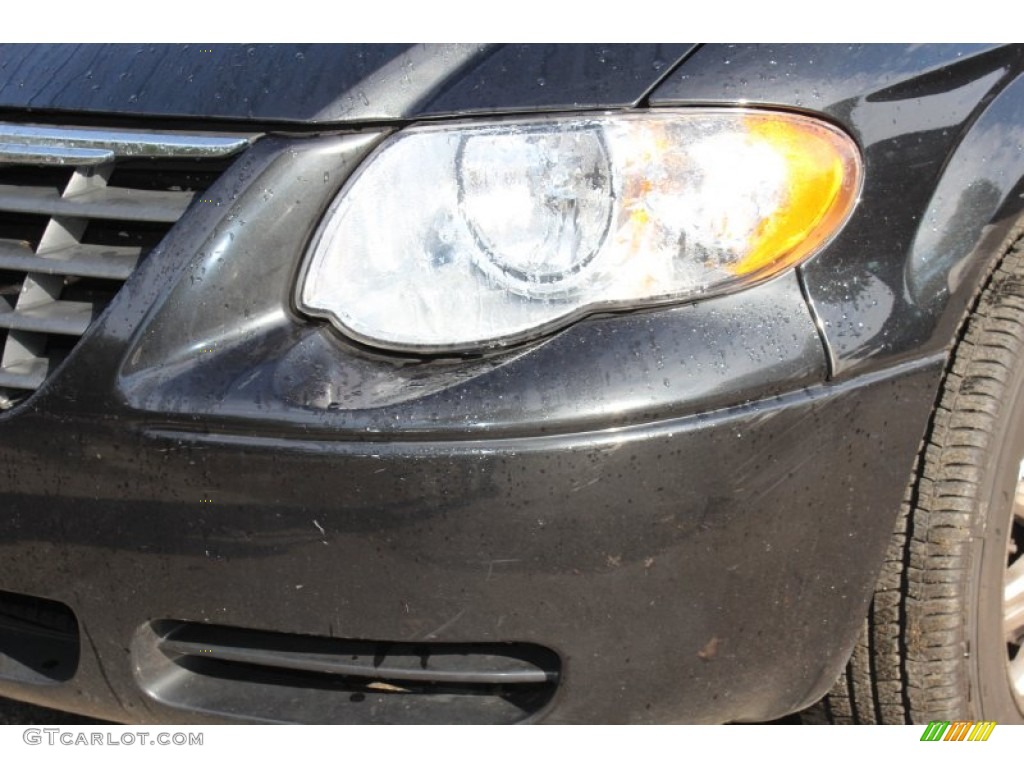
[0,43,1022,725]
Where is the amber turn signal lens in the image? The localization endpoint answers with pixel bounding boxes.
[731,115,860,277]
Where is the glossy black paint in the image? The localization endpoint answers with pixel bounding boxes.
[0,44,694,125]
[0,356,942,724]
[415,44,697,118]
[1,44,1024,723]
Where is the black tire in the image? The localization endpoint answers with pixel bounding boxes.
[807,234,1024,725]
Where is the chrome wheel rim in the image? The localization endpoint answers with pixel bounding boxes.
[1007,464,1024,710]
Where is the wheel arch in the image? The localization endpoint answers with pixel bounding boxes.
[901,71,1024,371]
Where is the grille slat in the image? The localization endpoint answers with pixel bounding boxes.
[0,300,96,336]
[0,240,140,280]
[0,360,47,390]
[0,143,114,166]
[0,184,194,223]
[0,123,251,409]
[0,124,249,158]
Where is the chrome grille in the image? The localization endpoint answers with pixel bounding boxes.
[0,124,251,409]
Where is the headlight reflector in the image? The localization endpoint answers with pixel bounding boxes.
[298,110,861,352]
[457,126,613,294]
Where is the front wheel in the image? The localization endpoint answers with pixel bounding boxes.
[808,235,1024,725]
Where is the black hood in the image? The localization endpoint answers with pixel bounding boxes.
[0,43,696,125]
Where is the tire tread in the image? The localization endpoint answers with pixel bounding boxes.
[803,233,1024,724]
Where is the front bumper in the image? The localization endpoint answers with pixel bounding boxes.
[0,129,943,724]
[0,357,941,724]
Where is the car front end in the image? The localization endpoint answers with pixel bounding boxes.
[0,43,1022,724]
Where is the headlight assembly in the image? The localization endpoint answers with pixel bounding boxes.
[297,110,861,353]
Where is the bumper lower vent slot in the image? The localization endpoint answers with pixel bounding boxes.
[0,589,79,684]
[0,124,252,411]
[134,620,561,724]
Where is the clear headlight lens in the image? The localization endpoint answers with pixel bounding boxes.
[298,110,861,352]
